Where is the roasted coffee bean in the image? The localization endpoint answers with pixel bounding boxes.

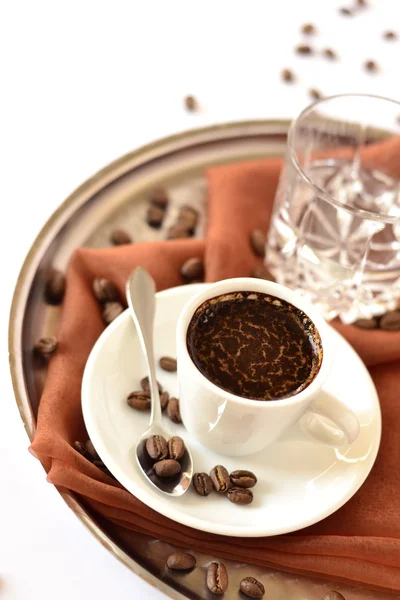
[167,224,192,240]
[159,356,177,372]
[357,0,367,5]
[309,88,322,101]
[301,23,316,35]
[281,68,295,83]
[227,487,253,505]
[177,206,199,232]
[168,436,185,460]
[102,301,124,325]
[210,465,232,493]
[339,7,352,15]
[141,376,163,393]
[192,472,213,496]
[354,317,378,330]
[364,59,378,73]
[146,435,168,461]
[44,269,66,305]
[34,337,58,358]
[92,278,119,303]
[295,44,313,55]
[167,552,196,571]
[127,390,151,411]
[383,30,397,41]
[240,577,265,598]
[380,310,400,330]
[206,562,228,595]
[323,48,337,60]
[85,439,100,461]
[146,204,165,228]
[230,469,257,488]
[93,460,113,477]
[180,257,204,281]
[250,229,267,257]
[167,397,182,423]
[323,592,346,600]
[153,458,181,477]
[160,391,170,411]
[73,441,87,455]
[184,95,197,111]
[110,228,132,245]
[151,188,169,209]
[251,264,275,281]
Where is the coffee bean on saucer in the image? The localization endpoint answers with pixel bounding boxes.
[159,356,177,372]
[92,278,119,303]
[160,391,170,411]
[251,264,275,281]
[364,59,378,73]
[383,31,397,41]
[168,436,185,460]
[44,269,66,305]
[141,376,163,394]
[167,397,182,423]
[146,204,165,229]
[85,439,100,461]
[180,257,204,281]
[357,0,367,5]
[153,458,181,477]
[146,435,168,461]
[110,228,132,245]
[73,441,87,456]
[309,88,322,101]
[295,44,313,55]
[102,301,124,325]
[227,487,253,505]
[127,390,151,411]
[323,48,337,60]
[210,465,232,493]
[167,551,196,571]
[240,577,265,598]
[193,472,213,496]
[184,95,198,111]
[339,7,352,15]
[301,23,316,35]
[167,224,192,240]
[177,205,199,232]
[207,562,228,595]
[354,317,378,330]
[230,469,257,488]
[323,592,346,600]
[34,336,58,358]
[380,310,400,330]
[250,229,267,257]
[281,68,295,83]
[151,188,169,209]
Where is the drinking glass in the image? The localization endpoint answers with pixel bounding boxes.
[266,94,400,323]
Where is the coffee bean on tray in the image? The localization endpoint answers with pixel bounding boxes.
[127,390,151,411]
[251,264,275,281]
[160,391,170,411]
[85,439,100,461]
[102,301,124,325]
[44,269,66,305]
[207,562,228,595]
[34,336,58,358]
[364,59,378,73]
[339,7,352,15]
[184,95,198,111]
[383,31,397,41]
[323,592,346,600]
[210,465,232,493]
[357,0,367,5]
[146,435,168,461]
[250,229,267,257]
[177,206,199,232]
[354,317,378,330]
[153,458,181,477]
[167,397,182,423]
[146,204,165,229]
[301,23,316,35]
[193,472,213,496]
[380,310,400,330]
[110,228,132,245]
[227,487,253,505]
[309,88,322,101]
[180,257,204,281]
[240,577,265,598]
[295,44,313,55]
[323,48,337,60]
[168,436,185,460]
[92,278,119,303]
[281,68,295,83]
[73,441,87,455]
[167,224,192,240]
[167,552,196,571]
[150,188,169,209]
[141,376,163,393]
[159,356,177,372]
[230,469,257,488]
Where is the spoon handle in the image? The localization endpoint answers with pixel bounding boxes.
[126,268,162,426]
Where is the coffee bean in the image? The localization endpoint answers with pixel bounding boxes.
[295,44,313,55]
[339,7,352,15]
[251,264,275,281]
[177,206,199,232]
[92,278,119,303]
[180,257,204,281]
[73,441,87,455]
[210,465,232,493]
[85,439,100,461]
[127,390,151,411]
[168,436,185,460]
[323,48,337,60]
[141,376,163,393]
[380,310,400,330]
[151,188,169,209]
[167,397,182,423]
[93,459,114,478]
[250,229,267,257]
[364,59,378,73]
[357,0,367,5]
[110,228,132,245]
[102,301,124,325]
[146,435,168,461]
[153,458,181,477]
[184,95,197,111]
[230,469,257,488]
[193,472,213,496]
[44,269,66,305]
[206,562,228,595]
[159,356,177,372]
[146,204,165,229]
[167,552,196,571]
[354,317,378,330]
[301,23,316,35]
[227,487,253,505]
[383,31,397,41]
[323,592,346,600]
[309,88,322,101]
[160,391,170,411]
[281,68,295,83]
[34,337,58,358]
[240,577,265,598]
[167,224,192,240]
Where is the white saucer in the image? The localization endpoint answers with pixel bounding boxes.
[82,284,381,538]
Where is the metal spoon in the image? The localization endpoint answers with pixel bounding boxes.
[126,267,193,496]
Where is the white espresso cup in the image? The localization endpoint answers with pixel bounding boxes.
[176,278,360,457]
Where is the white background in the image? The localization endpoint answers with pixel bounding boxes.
[1,1,400,598]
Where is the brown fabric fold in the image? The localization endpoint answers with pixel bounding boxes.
[31,148,400,593]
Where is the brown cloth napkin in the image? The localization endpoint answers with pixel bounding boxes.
[31,149,400,593]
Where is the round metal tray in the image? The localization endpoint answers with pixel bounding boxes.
[9,120,389,600]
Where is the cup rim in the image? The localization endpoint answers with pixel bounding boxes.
[176,278,334,408]
[287,92,400,225]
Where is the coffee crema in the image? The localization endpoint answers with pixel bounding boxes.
[186,291,323,401]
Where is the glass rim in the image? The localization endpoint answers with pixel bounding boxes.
[287,93,400,224]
